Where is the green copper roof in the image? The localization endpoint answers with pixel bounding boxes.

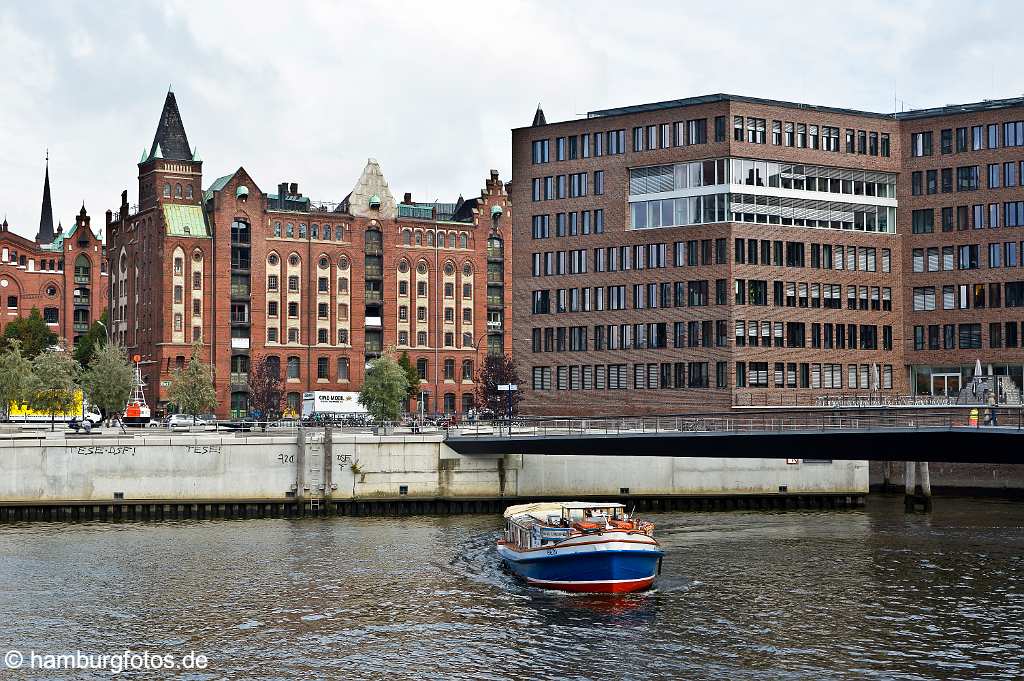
[162,204,208,237]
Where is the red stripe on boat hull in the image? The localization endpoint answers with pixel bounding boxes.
[525,576,656,594]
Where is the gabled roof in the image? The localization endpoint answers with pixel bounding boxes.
[147,90,193,162]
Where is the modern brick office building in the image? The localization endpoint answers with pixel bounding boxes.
[106,91,511,419]
[513,95,905,415]
[900,98,1024,400]
[0,158,107,347]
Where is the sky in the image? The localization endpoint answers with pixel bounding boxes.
[0,0,1021,240]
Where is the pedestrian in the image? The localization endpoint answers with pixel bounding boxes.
[988,391,999,427]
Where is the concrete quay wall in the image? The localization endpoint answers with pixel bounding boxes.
[0,433,868,513]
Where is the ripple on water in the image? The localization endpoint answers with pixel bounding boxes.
[0,498,1022,679]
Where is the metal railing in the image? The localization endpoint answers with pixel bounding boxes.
[449,406,1024,439]
[734,392,962,408]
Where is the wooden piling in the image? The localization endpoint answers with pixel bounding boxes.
[904,460,917,512]
[919,461,933,512]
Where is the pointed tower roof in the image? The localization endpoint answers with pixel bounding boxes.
[35,151,54,243]
[147,90,192,161]
[532,103,547,126]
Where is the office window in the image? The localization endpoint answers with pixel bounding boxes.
[911,131,933,157]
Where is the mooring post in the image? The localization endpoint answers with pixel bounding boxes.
[324,424,334,502]
[919,461,933,512]
[296,424,306,507]
[904,460,916,512]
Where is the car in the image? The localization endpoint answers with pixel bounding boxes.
[166,414,208,430]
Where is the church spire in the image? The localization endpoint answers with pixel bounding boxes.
[35,150,54,244]
[147,89,192,161]
[532,103,547,126]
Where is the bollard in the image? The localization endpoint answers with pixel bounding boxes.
[919,461,933,512]
[904,460,916,512]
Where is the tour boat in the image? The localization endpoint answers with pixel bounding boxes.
[122,358,151,426]
[497,502,663,593]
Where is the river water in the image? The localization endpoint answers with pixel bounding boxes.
[0,496,1022,680]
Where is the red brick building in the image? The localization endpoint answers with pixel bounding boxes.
[900,97,1024,399]
[106,91,511,419]
[513,95,904,415]
[0,158,107,347]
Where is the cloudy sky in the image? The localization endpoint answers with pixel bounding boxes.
[0,0,1020,239]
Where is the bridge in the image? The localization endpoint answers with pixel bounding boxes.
[445,407,1024,465]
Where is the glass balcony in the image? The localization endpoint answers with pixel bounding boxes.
[73,321,89,333]
[486,296,503,306]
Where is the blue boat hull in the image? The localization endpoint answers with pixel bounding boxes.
[498,540,663,593]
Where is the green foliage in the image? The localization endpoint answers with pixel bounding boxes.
[358,356,409,423]
[397,351,420,401]
[29,345,80,431]
[73,309,109,368]
[475,353,523,416]
[81,341,134,422]
[3,308,57,359]
[0,340,35,420]
[167,342,217,419]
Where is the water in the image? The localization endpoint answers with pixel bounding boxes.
[0,496,1022,680]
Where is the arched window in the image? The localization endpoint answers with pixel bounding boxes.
[415,230,422,246]
[311,224,319,239]
[460,233,468,249]
[426,231,434,247]
[402,229,412,245]
[416,358,428,380]
[449,233,457,249]
[287,356,300,379]
[338,277,349,293]
[74,254,91,282]
[266,355,281,378]
[163,183,171,198]
[192,271,201,290]
[337,357,350,380]
[273,222,282,237]
[338,329,349,345]
[175,184,182,198]
[186,185,194,199]
[444,393,456,413]
[462,360,473,381]
[324,225,332,241]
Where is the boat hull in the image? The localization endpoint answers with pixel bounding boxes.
[498,535,662,594]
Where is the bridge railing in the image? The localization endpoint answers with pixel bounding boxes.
[450,406,1024,439]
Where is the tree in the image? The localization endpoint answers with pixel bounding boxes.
[247,354,284,424]
[475,353,523,417]
[396,351,420,403]
[3,308,57,359]
[81,340,134,426]
[73,309,109,368]
[29,345,80,431]
[358,356,409,424]
[0,340,35,421]
[167,342,217,422]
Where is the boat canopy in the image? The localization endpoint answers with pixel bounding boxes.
[503,501,626,519]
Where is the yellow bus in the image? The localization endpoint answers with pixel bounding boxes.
[8,390,102,423]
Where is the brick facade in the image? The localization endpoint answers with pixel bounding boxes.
[513,94,905,415]
[106,92,511,419]
[0,165,107,348]
[900,99,1024,396]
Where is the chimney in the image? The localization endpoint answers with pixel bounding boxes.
[289,182,298,196]
[403,192,412,204]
